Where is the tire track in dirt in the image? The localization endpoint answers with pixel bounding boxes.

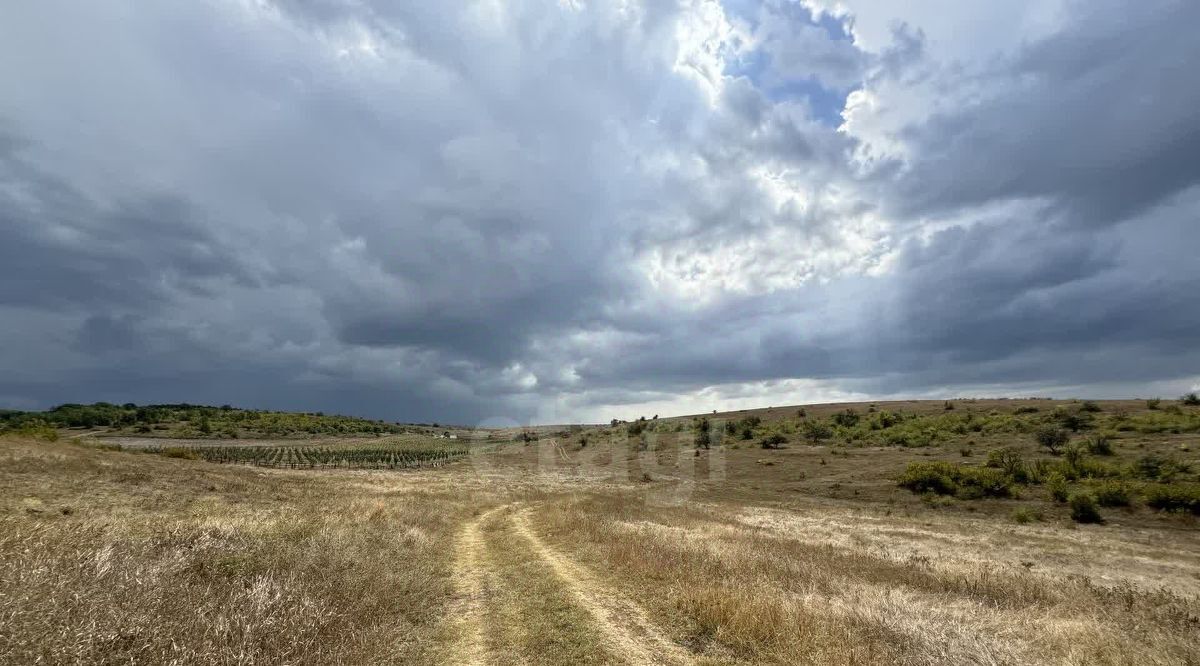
[446,504,506,666]
[510,507,695,666]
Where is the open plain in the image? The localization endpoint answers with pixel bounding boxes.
[3,398,1200,664]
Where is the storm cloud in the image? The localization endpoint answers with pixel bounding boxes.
[1,0,1197,424]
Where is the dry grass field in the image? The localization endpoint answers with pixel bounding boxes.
[3,398,1199,664]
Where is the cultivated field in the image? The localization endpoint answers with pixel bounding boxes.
[2,398,1199,664]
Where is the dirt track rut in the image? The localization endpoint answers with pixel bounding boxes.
[445,503,693,665]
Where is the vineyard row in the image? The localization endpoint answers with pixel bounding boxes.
[148,445,467,470]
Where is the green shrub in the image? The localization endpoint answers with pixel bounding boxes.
[1057,412,1092,432]
[760,433,787,449]
[1144,484,1200,515]
[882,430,911,447]
[1028,459,1052,484]
[1182,393,1200,406]
[868,410,903,429]
[11,422,60,441]
[897,462,959,496]
[1093,481,1132,507]
[897,462,1012,498]
[1069,493,1104,524]
[956,467,1014,499]
[161,447,199,460]
[1080,401,1102,413]
[1034,426,1069,454]
[1147,398,1162,410]
[985,448,1029,484]
[1072,458,1124,480]
[693,418,712,449]
[1046,473,1070,502]
[1011,507,1043,524]
[1062,442,1087,471]
[831,409,860,427]
[1132,455,1190,481]
[1083,434,1114,455]
[801,420,832,445]
[1015,406,1040,415]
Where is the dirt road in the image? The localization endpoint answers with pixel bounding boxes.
[443,502,694,666]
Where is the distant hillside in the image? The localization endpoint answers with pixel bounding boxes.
[0,402,407,439]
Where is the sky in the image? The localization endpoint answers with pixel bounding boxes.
[1,0,1198,425]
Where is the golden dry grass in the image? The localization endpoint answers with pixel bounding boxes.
[0,436,473,664]
[532,492,1200,664]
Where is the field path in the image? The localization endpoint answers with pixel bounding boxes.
[510,507,694,666]
[446,505,506,665]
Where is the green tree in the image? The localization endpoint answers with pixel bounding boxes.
[801,420,832,445]
[1034,426,1069,454]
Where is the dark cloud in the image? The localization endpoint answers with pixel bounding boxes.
[892,0,1200,226]
[0,141,258,310]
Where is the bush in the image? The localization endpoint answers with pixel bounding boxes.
[1093,481,1132,507]
[1028,458,1055,484]
[1132,455,1190,481]
[1072,458,1123,480]
[1080,401,1102,413]
[1069,493,1104,524]
[831,409,860,427]
[897,462,959,496]
[693,418,712,450]
[1057,411,1092,432]
[869,410,904,429]
[1046,473,1070,503]
[1012,507,1043,524]
[1182,392,1200,406]
[10,422,59,441]
[956,467,1014,499]
[1034,426,1069,454]
[801,420,832,445]
[985,448,1029,484]
[1063,442,1087,471]
[161,447,199,460]
[897,462,1012,499]
[1014,406,1040,415]
[1147,398,1162,410]
[1084,434,1114,455]
[627,419,649,437]
[1144,484,1200,515]
[760,433,787,449]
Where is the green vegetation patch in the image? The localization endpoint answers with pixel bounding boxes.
[0,402,407,439]
[897,461,1014,499]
